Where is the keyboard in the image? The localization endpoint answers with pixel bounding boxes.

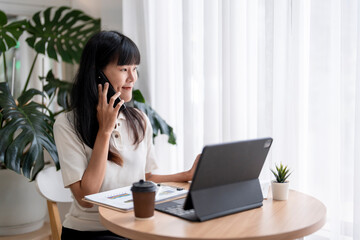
[155,198,199,221]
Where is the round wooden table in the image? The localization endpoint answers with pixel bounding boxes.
[99,183,326,240]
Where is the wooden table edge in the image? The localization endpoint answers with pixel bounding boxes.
[99,185,327,240]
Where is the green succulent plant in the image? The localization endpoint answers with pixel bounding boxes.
[271,163,291,183]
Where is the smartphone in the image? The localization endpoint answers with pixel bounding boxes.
[97,71,126,111]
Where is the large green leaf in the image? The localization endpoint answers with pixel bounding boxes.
[132,89,146,103]
[0,82,59,180]
[0,10,27,52]
[133,100,176,145]
[40,70,72,110]
[25,7,100,64]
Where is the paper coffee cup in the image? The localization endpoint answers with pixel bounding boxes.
[131,179,157,220]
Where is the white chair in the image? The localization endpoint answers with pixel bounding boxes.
[36,166,72,240]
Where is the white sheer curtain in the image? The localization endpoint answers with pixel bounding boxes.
[120,0,360,239]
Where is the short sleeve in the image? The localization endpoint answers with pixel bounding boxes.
[144,115,158,173]
[53,112,89,187]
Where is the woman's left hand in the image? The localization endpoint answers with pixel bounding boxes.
[186,154,200,181]
[145,154,201,183]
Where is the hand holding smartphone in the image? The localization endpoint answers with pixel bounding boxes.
[97,71,126,111]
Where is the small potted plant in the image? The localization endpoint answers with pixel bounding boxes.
[271,163,291,200]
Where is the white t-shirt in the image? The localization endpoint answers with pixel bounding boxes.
[53,110,158,231]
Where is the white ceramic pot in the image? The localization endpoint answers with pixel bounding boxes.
[0,169,46,235]
[271,181,289,201]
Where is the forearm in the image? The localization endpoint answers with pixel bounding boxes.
[80,131,111,195]
[146,154,200,183]
[146,171,191,183]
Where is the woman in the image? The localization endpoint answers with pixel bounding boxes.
[53,31,199,239]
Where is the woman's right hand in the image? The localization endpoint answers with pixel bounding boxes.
[96,82,124,135]
[70,83,124,208]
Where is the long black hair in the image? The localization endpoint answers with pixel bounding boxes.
[70,31,146,165]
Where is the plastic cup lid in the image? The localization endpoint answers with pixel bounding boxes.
[131,179,157,192]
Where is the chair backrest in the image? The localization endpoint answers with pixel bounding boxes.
[36,166,72,240]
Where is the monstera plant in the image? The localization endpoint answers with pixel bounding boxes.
[0,7,176,181]
[0,7,100,180]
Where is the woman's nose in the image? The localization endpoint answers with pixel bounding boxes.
[128,70,136,82]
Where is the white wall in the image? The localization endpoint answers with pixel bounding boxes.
[71,0,123,32]
[0,0,71,16]
[71,0,100,19]
[100,0,122,32]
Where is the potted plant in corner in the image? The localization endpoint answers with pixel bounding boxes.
[270,163,291,201]
[0,7,101,235]
[0,6,176,235]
